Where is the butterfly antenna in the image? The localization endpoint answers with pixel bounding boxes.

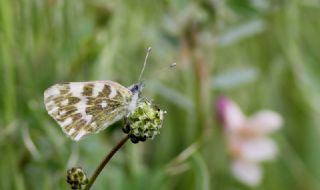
[138,47,152,82]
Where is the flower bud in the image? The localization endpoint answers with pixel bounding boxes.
[66,167,88,190]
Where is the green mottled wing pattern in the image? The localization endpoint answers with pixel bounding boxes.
[44,81,132,141]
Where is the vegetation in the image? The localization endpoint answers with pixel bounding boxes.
[1,0,320,189]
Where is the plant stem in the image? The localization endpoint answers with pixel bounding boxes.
[84,135,130,190]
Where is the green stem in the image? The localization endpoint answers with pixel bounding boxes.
[84,135,130,190]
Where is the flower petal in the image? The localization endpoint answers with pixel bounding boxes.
[216,97,246,131]
[231,159,262,186]
[246,110,283,134]
[239,138,278,162]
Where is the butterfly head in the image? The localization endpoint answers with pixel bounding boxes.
[128,82,144,95]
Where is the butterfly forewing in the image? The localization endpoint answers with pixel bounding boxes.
[44,81,132,141]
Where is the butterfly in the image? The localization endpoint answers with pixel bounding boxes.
[44,48,154,141]
[44,81,144,141]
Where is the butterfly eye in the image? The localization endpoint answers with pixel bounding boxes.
[133,85,139,92]
[128,84,138,93]
[129,83,144,94]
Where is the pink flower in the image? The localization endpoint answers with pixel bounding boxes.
[216,97,283,186]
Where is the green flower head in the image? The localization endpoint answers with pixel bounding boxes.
[123,101,166,143]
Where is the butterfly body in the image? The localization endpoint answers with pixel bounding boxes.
[44,80,143,141]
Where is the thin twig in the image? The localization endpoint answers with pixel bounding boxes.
[84,135,130,190]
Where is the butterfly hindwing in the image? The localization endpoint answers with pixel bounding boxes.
[44,81,132,141]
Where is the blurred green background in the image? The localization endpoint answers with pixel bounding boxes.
[1,0,320,189]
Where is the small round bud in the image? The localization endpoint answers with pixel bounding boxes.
[66,167,88,190]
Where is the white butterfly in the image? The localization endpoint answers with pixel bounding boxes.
[44,81,144,141]
[44,48,152,141]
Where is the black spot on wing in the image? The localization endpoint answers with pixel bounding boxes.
[82,84,94,96]
[98,84,111,97]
